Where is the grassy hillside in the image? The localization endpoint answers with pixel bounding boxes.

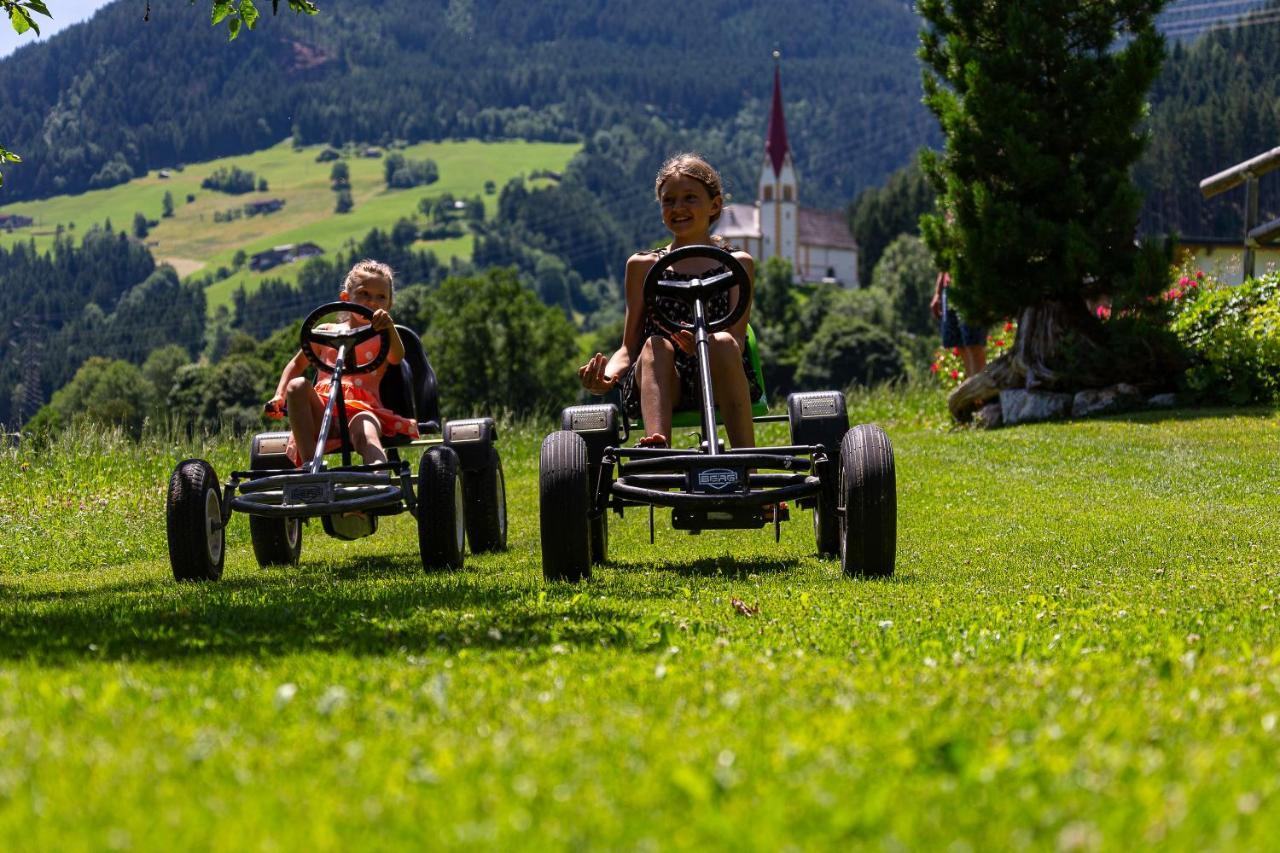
[4,393,1280,846]
[0,138,579,312]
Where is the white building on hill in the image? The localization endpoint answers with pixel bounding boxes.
[715,65,859,287]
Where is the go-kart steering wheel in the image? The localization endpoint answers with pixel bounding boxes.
[642,244,753,336]
[300,301,391,375]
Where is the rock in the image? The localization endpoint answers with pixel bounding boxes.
[999,389,1073,425]
[1071,383,1143,418]
[1148,392,1177,408]
[974,401,1003,429]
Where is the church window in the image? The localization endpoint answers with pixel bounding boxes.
[782,186,793,202]
[763,186,773,201]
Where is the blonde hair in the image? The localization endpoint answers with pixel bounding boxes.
[655,153,725,232]
[343,259,395,304]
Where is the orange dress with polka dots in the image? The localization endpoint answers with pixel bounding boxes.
[285,333,420,466]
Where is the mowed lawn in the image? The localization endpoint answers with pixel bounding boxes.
[0,138,579,313]
[3,396,1280,847]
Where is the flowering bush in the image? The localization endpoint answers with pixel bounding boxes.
[1167,266,1280,403]
[929,320,1017,389]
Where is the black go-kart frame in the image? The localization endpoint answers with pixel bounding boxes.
[165,300,507,582]
[539,244,896,582]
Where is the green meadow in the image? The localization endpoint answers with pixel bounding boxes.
[0,138,579,312]
[4,389,1280,847]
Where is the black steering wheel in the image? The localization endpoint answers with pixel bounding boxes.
[300,301,390,375]
[642,244,753,336]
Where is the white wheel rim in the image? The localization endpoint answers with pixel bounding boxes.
[285,518,300,549]
[204,487,223,564]
[453,475,465,553]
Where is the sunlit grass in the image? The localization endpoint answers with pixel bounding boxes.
[4,395,1280,847]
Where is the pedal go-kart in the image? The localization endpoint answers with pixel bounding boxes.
[539,244,895,582]
[165,301,506,581]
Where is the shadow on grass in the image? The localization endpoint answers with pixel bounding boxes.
[1087,404,1277,426]
[606,553,801,578]
[0,555,641,665]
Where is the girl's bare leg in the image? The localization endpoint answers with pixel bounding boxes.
[285,377,325,463]
[707,332,754,449]
[349,412,387,465]
[635,335,681,446]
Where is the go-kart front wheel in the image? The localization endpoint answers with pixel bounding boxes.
[463,446,507,553]
[539,430,591,582]
[418,446,465,571]
[249,515,302,567]
[839,424,896,577]
[166,459,226,582]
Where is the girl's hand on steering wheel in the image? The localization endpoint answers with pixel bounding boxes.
[370,309,394,331]
[673,330,695,355]
[264,396,287,419]
[578,352,617,395]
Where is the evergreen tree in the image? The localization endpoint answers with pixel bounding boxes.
[918,0,1170,408]
[162,190,175,218]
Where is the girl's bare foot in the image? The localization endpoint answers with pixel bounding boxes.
[636,433,669,448]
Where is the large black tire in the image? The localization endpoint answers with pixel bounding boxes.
[540,431,591,582]
[463,446,507,553]
[166,459,226,582]
[839,424,896,577]
[249,515,302,567]
[418,446,466,571]
[590,511,609,565]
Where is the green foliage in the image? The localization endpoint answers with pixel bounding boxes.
[162,190,175,218]
[201,165,258,194]
[918,0,1168,325]
[1169,271,1280,403]
[383,152,439,189]
[27,357,156,439]
[334,187,353,214]
[414,268,578,417]
[870,233,936,338]
[329,160,349,189]
[132,212,149,239]
[141,344,191,400]
[793,313,904,391]
[850,153,935,284]
[166,354,276,434]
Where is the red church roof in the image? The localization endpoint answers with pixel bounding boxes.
[765,65,790,178]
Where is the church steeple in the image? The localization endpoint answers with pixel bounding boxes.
[765,61,790,178]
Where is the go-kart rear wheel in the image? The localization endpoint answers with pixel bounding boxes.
[418,446,465,571]
[166,459,226,582]
[249,515,302,567]
[590,511,608,566]
[839,424,896,577]
[463,446,507,553]
[540,431,591,582]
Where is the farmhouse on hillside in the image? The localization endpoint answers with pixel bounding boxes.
[714,65,859,287]
[250,242,324,272]
[0,213,34,231]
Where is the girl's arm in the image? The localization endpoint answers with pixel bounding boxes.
[579,252,656,393]
[372,310,405,365]
[724,251,755,350]
[266,349,309,415]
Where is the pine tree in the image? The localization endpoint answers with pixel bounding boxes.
[917,0,1170,415]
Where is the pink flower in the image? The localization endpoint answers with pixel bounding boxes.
[951,347,960,357]
[930,362,939,373]
[1195,270,1205,280]
[1096,304,1112,320]
[1003,321,1014,333]
[949,369,960,380]
[1179,276,1191,287]
[995,339,1005,347]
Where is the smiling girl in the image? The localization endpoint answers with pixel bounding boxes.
[577,153,760,449]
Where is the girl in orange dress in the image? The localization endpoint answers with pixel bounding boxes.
[265,259,419,467]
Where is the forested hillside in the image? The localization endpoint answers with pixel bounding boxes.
[0,0,932,207]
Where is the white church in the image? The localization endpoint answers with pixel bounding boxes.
[715,66,859,287]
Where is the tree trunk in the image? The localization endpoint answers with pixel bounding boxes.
[948,299,1110,422]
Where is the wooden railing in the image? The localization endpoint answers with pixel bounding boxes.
[1200,146,1280,280]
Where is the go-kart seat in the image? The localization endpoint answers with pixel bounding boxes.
[376,325,441,445]
[669,324,769,429]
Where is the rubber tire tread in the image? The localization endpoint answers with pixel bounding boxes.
[166,459,225,582]
[839,424,896,577]
[249,515,302,567]
[463,446,507,553]
[418,446,465,571]
[540,431,591,582]
[814,466,841,557]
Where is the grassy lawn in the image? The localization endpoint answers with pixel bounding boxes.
[0,138,578,313]
[4,392,1280,847]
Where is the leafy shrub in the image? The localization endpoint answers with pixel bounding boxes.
[794,314,905,391]
[1169,270,1280,404]
[384,152,439,189]
[201,165,258,195]
[930,321,1016,389]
